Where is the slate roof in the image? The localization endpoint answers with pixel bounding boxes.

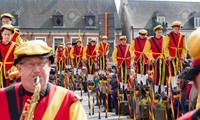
[0,0,121,30]
[124,0,200,30]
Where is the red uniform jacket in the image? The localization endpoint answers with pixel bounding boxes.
[134,37,148,63]
[85,44,96,61]
[167,32,185,58]
[149,36,164,60]
[0,83,80,120]
[65,47,71,58]
[98,43,109,57]
[116,44,131,67]
[72,45,84,59]
[56,48,65,62]
[0,41,16,86]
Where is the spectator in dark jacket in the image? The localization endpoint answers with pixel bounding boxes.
[109,70,118,115]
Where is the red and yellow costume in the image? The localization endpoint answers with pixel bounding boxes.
[163,22,187,76]
[55,44,65,71]
[96,36,109,71]
[131,36,148,75]
[70,43,84,69]
[112,36,133,84]
[11,30,24,45]
[0,83,86,120]
[144,25,167,88]
[0,40,16,87]
[83,41,97,75]
[63,43,71,66]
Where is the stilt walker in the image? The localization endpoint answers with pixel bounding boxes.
[144,25,168,119]
[64,42,72,72]
[70,38,84,92]
[112,35,134,120]
[83,37,97,115]
[163,21,187,118]
[55,42,65,85]
[96,35,109,118]
[131,29,149,119]
[131,29,149,88]
[96,36,109,74]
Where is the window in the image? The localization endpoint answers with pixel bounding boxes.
[86,37,98,44]
[71,37,79,46]
[52,10,64,27]
[53,37,64,53]
[194,17,200,28]
[157,16,165,24]
[85,11,95,27]
[35,37,46,42]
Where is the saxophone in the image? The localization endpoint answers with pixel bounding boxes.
[20,76,41,120]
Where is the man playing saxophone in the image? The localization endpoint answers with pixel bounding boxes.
[0,40,87,120]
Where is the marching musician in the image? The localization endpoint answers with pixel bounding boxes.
[163,21,187,93]
[83,37,97,80]
[70,38,84,75]
[96,36,109,75]
[144,25,167,99]
[131,29,149,88]
[112,36,133,95]
[0,40,87,119]
[63,42,72,71]
[55,42,65,73]
[0,13,23,45]
[0,25,17,87]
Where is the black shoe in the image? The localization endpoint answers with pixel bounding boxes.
[143,85,150,91]
[154,92,160,100]
[172,86,181,95]
[119,88,123,94]
[161,92,168,100]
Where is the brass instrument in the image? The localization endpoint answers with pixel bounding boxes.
[20,76,41,120]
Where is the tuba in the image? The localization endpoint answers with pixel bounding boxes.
[20,76,41,120]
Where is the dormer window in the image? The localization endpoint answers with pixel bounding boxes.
[194,17,200,28]
[190,12,200,28]
[157,16,165,24]
[52,10,64,27]
[153,11,166,24]
[10,9,18,26]
[85,11,95,28]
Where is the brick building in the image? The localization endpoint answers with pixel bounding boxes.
[0,0,122,56]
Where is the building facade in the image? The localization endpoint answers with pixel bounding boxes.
[0,0,122,56]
